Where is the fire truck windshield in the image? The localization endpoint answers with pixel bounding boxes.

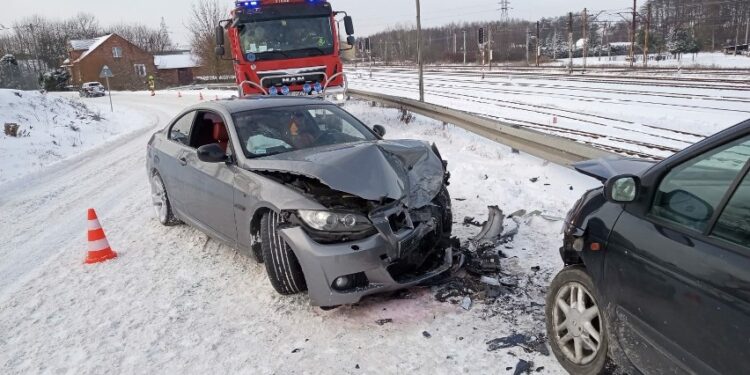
[239,16,334,60]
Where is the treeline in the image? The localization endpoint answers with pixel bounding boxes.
[362,0,750,64]
[0,13,173,77]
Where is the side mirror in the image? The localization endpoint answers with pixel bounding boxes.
[372,125,386,138]
[215,26,225,56]
[344,16,354,36]
[662,189,714,223]
[604,175,640,203]
[346,35,356,47]
[197,143,228,163]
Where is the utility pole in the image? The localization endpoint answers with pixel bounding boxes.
[553,28,557,60]
[454,33,457,54]
[630,0,637,68]
[500,0,511,63]
[416,0,424,102]
[735,12,741,57]
[746,10,749,46]
[463,30,467,65]
[568,12,574,74]
[582,8,588,72]
[526,26,530,66]
[535,21,540,67]
[488,27,493,70]
[644,3,651,68]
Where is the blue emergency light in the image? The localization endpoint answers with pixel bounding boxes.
[281,85,291,95]
[268,86,278,96]
[302,83,312,94]
[236,0,260,9]
[313,82,323,93]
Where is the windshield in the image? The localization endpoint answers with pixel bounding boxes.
[233,105,377,158]
[239,16,334,60]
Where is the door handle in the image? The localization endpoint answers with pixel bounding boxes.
[178,157,188,166]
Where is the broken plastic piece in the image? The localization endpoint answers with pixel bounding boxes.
[472,206,505,243]
[460,296,472,311]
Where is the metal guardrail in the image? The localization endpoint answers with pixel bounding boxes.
[348,89,616,167]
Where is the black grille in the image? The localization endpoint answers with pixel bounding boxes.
[257,68,326,87]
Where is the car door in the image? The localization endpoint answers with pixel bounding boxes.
[605,135,750,374]
[157,110,196,218]
[182,110,238,244]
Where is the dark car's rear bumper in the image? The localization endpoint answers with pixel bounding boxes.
[279,224,452,307]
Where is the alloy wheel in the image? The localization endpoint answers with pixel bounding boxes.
[552,281,603,365]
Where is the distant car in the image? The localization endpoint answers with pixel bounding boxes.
[545,120,749,374]
[146,97,453,308]
[79,82,106,98]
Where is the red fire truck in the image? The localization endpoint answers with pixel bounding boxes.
[215,0,355,102]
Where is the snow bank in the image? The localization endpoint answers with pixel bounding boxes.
[0,90,151,185]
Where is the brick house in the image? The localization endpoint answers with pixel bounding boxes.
[65,34,157,90]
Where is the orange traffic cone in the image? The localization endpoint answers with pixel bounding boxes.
[199,92,204,101]
[86,209,118,264]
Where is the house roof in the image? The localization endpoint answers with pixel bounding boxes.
[68,34,114,63]
[154,53,200,70]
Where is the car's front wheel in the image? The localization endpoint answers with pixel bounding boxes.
[260,211,307,295]
[546,266,609,375]
[150,172,181,226]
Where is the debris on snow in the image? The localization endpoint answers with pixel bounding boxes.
[422,331,432,338]
[486,333,549,356]
[375,318,393,326]
[513,359,534,375]
[460,296,473,311]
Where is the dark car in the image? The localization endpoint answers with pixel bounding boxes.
[545,120,749,374]
[146,97,453,308]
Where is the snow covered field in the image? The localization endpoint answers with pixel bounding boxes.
[348,67,750,159]
[0,91,597,374]
[550,52,750,69]
[0,90,152,184]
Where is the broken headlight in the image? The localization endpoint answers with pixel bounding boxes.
[298,210,373,232]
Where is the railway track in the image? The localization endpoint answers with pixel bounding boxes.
[359,66,750,91]
[355,73,750,115]
[351,80,685,159]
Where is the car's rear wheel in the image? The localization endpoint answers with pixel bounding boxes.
[546,266,609,375]
[150,173,181,226]
[261,211,307,295]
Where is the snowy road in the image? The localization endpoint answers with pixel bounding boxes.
[0,92,596,374]
[348,67,750,159]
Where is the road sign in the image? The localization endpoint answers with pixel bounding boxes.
[99,65,114,78]
[99,65,114,112]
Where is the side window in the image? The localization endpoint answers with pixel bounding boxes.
[651,136,750,232]
[169,112,195,146]
[712,173,750,248]
[190,111,231,154]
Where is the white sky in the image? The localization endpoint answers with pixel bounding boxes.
[0,0,631,46]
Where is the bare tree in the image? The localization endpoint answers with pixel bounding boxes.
[187,0,233,81]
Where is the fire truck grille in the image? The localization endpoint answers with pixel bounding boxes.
[258,68,327,87]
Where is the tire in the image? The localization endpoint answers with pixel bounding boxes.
[435,186,453,237]
[546,265,610,375]
[261,211,307,295]
[150,172,181,226]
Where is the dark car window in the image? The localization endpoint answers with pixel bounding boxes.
[232,104,376,158]
[652,136,750,232]
[169,112,195,146]
[712,173,750,248]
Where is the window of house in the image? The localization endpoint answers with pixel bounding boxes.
[112,47,123,58]
[134,64,147,77]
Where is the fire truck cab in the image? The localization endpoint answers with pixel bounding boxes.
[215,0,355,103]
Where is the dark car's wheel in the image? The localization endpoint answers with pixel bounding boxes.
[150,172,181,226]
[261,211,307,295]
[546,266,609,375]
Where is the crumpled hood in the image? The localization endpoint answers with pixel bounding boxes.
[245,140,446,208]
[574,157,656,183]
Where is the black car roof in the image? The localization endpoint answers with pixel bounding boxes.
[215,96,335,113]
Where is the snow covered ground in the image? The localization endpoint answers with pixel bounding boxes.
[549,52,750,69]
[348,67,750,159]
[0,91,597,374]
[0,90,152,184]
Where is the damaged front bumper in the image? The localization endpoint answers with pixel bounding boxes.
[279,208,452,307]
